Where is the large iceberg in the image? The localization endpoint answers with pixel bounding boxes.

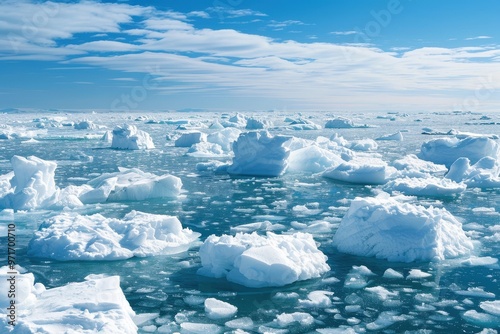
[227,131,291,177]
[111,124,155,150]
[418,135,500,167]
[333,195,474,262]
[0,156,57,210]
[198,232,330,287]
[80,167,182,204]
[28,211,200,260]
[0,267,137,333]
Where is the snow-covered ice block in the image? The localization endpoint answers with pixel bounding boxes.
[221,113,248,128]
[246,117,272,130]
[28,210,200,260]
[377,131,403,141]
[204,298,237,320]
[0,155,58,210]
[197,232,330,287]
[288,145,345,173]
[323,159,395,185]
[289,118,322,130]
[392,154,447,177]
[207,127,241,151]
[0,270,137,334]
[325,116,369,129]
[227,131,291,177]
[446,157,500,188]
[175,131,207,147]
[80,167,182,204]
[74,119,98,130]
[111,124,155,150]
[349,139,378,151]
[333,195,474,262]
[187,142,226,158]
[384,176,466,197]
[419,135,500,167]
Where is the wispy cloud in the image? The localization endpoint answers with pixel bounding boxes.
[207,7,267,19]
[188,11,210,19]
[330,31,358,36]
[267,20,305,29]
[465,35,492,41]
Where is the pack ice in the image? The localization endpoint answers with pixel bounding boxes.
[0,267,137,333]
[28,211,200,260]
[197,232,330,287]
[333,195,474,262]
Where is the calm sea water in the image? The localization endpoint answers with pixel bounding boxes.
[0,110,499,333]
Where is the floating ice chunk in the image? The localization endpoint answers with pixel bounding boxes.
[333,195,474,262]
[221,113,248,128]
[366,311,405,331]
[480,300,500,316]
[187,142,226,158]
[228,131,291,177]
[289,118,322,130]
[325,117,369,129]
[288,145,345,173]
[225,317,254,330]
[461,256,498,267]
[418,135,500,167]
[74,119,98,130]
[376,131,403,141]
[0,266,38,309]
[392,154,448,177]
[209,120,225,129]
[246,117,272,130]
[28,210,200,260]
[316,327,356,333]
[384,176,466,197]
[175,132,207,147]
[204,298,237,320]
[180,322,222,334]
[349,139,378,152]
[462,310,500,328]
[207,128,242,151]
[446,157,500,188]
[0,273,137,334]
[383,268,404,279]
[80,167,182,203]
[365,286,398,301]
[455,287,495,299]
[406,269,432,280]
[0,155,58,210]
[197,232,330,287]
[274,312,314,327]
[111,124,155,150]
[323,159,395,185]
[298,291,333,308]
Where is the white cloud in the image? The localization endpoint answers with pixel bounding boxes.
[267,20,305,29]
[207,7,267,19]
[465,35,492,40]
[330,31,358,36]
[1,1,500,111]
[188,11,210,19]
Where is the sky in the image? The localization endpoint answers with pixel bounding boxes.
[1,0,500,113]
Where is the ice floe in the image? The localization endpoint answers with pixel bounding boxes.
[419,135,500,167]
[324,116,370,129]
[175,131,207,147]
[227,131,291,177]
[333,195,474,262]
[384,176,466,197]
[197,232,330,287]
[0,267,137,333]
[28,210,200,260]
[446,157,500,188]
[323,158,396,185]
[111,124,155,150]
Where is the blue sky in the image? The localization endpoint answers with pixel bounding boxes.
[1,0,499,112]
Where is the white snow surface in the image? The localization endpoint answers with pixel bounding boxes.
[197,232,330,287]
[227,131,291,177]
[111,124,155,150]
[418,135,500,167]
[333,195,474,262]
[0,267,137,334]
[28,210,200,260]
